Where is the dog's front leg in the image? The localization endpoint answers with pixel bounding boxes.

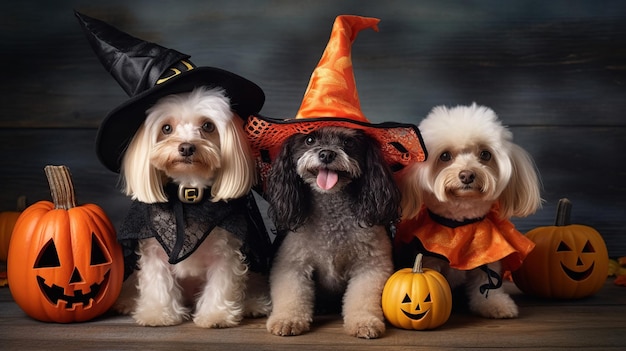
[266,249,315,336]
[133,238,189,326]
[193,230,247,328]
[342,260,391,339]
[465,261,519,318]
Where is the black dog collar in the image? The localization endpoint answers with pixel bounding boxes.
[427,209,485,229]
[177,184,205,204]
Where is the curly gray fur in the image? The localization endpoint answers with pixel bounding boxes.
[265,126,400,338]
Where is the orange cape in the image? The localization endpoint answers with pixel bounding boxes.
[395,204,535,271]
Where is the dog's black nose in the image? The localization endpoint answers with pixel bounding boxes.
[179,143,196,157]
[318,150,336,164]
[459,170,475,184]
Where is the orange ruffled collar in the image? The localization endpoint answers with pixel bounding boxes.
[395,204,535,271]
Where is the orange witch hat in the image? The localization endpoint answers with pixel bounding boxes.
[295,15,376,121]
[245,15,427,182]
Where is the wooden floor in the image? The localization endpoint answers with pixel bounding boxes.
[1,279,624,350]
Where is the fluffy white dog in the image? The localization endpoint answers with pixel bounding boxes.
[113,87,271,327]
[395,103,541,318]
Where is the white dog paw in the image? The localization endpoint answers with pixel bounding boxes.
[344,315,386,339]
[267,316,311,336]
[194,311,243,328]
[471,294,519,319]
[133,310,186,326]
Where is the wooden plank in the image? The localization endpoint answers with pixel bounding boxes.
[0,128,130,228]
[1,281,625,350]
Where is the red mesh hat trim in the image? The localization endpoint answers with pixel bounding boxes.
[245,115,427,185]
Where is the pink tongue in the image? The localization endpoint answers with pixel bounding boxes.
[317,168,339,190]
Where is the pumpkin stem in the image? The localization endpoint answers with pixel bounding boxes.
[412,253,424,273]
[555,198,572,226]
[44,165,77,210]
[16,195,27,211]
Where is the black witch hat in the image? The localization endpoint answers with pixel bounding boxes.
[75,11,265,173]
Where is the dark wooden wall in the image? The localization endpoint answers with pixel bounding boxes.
[1,0,625,256]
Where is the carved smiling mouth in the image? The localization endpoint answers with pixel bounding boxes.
[36,271,110,308]
[560,262,594,281]
[401,309,429,320]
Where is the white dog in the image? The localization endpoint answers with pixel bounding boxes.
[113,87,271,327]
[395,103,541,318]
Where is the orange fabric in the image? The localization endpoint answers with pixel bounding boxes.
[295,15,379,121]
[395,204,535,271]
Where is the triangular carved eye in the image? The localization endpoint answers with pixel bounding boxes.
[582,240,595,253]
[557,241,572,252]
[34,239,61,268]
[424,293,431,303]
[402,294,412,304]
[90,233,109,266]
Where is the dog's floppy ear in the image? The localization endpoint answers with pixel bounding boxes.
[267,135,310,231]
[211,118,255,202]
[396,163,425,220]
[121,123,168,204]
[499,143,543,218]
[351,137,401,226]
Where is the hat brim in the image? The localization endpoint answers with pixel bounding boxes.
[245,114,428,182]
[96,67,265,173]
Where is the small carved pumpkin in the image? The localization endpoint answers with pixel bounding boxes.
[512,198,609,299]
[0,196,26,261]
[7,166,124,322]
[382,253,452,330]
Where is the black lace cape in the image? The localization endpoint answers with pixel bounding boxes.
[117,184,272,279]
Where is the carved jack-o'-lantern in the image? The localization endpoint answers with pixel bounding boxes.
[7,166,123,322]
[512,198,609,299]
[382,253,452,330]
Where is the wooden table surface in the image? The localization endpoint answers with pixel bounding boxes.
[1,279,625,350]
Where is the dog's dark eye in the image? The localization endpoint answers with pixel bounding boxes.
[162,124,173,135]
[439,152,452,162]
[202,121,215,133]
[343,137,356,149]
[305,136,316,145]
[479,150,492,161]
